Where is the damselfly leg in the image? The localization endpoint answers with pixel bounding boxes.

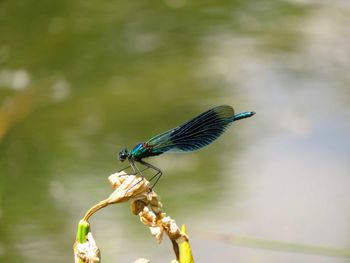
[123,159,162,193]
[118,164,131,173]
[118,162,148,176]
[137,160,163,189]
[124,159,151,193]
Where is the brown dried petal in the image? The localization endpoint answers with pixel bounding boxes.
[139,206,157,226]
[150,225,164,242]
[107,172,151,204]
[131,200,147,215]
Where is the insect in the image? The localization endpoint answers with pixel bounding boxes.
[118,105,255,187]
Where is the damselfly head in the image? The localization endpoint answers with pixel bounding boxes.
[118,148,129,162]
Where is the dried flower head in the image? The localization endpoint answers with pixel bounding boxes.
[74,232,100,263]
[79,171,190,262]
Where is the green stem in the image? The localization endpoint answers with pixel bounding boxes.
[76,220,90,243]
[75,220,90,263]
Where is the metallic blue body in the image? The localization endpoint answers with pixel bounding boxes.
[128,105,255,160]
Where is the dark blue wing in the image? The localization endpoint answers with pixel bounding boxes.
[146,105,235,153]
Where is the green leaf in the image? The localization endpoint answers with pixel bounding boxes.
[179,225,194,263]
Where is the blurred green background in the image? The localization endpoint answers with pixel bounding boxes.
[1,0,350,262]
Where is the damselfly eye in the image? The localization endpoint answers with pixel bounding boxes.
[118,148,128,161]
